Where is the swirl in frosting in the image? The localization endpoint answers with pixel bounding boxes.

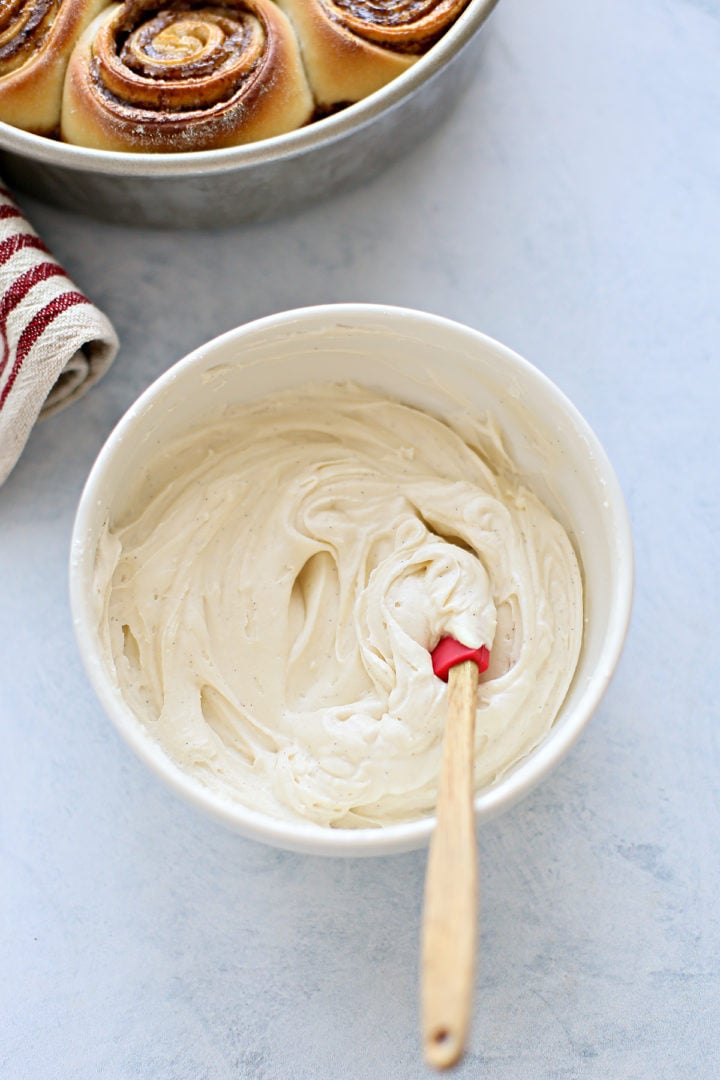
[95,384,583,828]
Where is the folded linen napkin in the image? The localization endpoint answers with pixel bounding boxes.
[0,183,119,486]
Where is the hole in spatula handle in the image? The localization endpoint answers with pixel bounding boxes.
[426,1026,461,1068]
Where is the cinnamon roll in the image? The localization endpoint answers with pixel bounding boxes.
[0,0,108,134]
[275,0,471,107]
[61,0,314,152]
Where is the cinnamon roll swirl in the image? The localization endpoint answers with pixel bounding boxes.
[61,0,314,152]
[275,0,471,106]
[0,0,108,134]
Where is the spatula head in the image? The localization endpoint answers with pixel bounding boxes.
[431,637,490,682]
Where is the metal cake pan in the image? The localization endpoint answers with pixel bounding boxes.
[0,1,499,228]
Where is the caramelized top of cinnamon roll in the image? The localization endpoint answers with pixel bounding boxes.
[0,0,61,75]
[323,0,469,52]
[61,0,314,151]
[91,3,268,112]
[118,6,262,82]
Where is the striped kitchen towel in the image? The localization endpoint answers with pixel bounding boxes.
[0,183,118,486]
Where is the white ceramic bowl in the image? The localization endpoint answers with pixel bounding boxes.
[70,304,633,856]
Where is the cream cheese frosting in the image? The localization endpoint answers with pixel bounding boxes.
[94,383,583,827]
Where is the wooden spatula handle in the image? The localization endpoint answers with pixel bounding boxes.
[421,658,479,1069]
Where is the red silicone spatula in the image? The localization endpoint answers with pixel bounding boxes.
[421,636,490,1069]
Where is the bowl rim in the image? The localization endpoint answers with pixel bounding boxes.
[0,0,499,176]
[69,303,634,856]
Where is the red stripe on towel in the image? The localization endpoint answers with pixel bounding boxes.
[0,262,67,379]
[0,233,48,267]
[0,205,23,222]
[0,262,65,325]
[0,292,91,410]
